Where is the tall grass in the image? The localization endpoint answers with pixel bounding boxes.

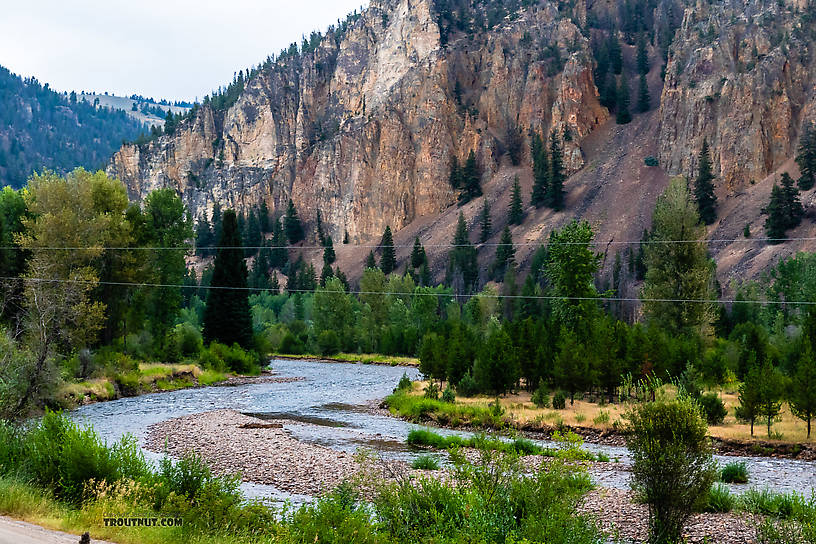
[720,461,749,484]
[386,389,505,428]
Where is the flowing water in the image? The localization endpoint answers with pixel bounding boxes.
[71,359,816,500]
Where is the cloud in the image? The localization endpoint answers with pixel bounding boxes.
[0,0,368,101]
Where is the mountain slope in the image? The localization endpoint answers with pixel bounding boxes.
[109,0,816,284]
[0,66,147,188]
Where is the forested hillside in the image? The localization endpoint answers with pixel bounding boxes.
[0,65,147,188]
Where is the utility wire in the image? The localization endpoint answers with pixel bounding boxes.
[2,236,816,251]
[2,276,814,306]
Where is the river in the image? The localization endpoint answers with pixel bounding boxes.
[70,359,816,500]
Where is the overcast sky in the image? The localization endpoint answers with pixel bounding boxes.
[0,0,368,102]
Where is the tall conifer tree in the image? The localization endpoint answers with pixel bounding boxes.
[694,139,718,225]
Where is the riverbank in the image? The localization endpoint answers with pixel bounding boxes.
[384,382,816,461]
[272,352,419,366]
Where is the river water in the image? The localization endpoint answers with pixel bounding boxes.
[70,359,816,500]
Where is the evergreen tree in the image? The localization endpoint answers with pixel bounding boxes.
[270,271,280,294]
[343,229,350,244]
[202,210,253,349]
[460,149,482,202]
[796,122,816,191]
[379,226,396,275]
[447,212,479,293]
[320,262,334,287]
[757,360,785,437]
[736,361,762,436]
[323,235,336,265]
[284,200,304,243]
[530,132,549,207]
[479,200,492,243]
[637,73,650,113]
[419,260,432,287]
[410,237,427,269]
[642,178,716,337]
[616,75,632,124]
[491,226,515,281]
[509,176,524,225]
[609,32,623,75]
[270,217,288,269]
[195,215,214,257]
[764,173,804,242]
[790,344,816,438]
[245,211,263,256]
[547,132,565,210]
[211,202,222,241]
[694,139,718,224]
[601,73,618,111]
[259,200,271,232]
[365,250,377,270]
[335,268,350,291]
[637,34,649,75]
[448,155,463,189]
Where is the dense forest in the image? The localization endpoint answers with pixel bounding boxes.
[0,66,147,188]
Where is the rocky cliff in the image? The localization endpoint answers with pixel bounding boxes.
[110,0,816,282]
[109,0,606,241]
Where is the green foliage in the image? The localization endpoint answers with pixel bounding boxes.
[446,213,479,294]
[490,226,515,281]
[552,391,567,410]
[616,75,632,124]
[379,226,397,275]
[704,484,735,513]
[317,330,341,355]
[456,372,479,397]
[203,210,253,349]
[530,132,549,208]
[637,73,651,113]
[509,176,525,224]
[441,386,456,403]
[473,326,519,395]
[200,342,259,374]
[645,156,659,167]
[796,121,816,191]
[284,200,304,244]
[790,344,816,438]
[764,173,804,242]
[694,140,718,225]
[698,392,727,425]
[532,382,550,408]
[411,454,441,470]
[625,398,717,544]
[478,200,492,243]
[719,461,749,484]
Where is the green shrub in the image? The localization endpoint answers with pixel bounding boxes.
[411,454,441,470]
[278,332,305,354]
[704,484,735,513]
[645,156,659,167]
[167,323,203,359]
[625,398,718,544]
[698,393,727,425]
[114,371,141,396]
[395,372,412,392]
[456,372,479,397]
[441,387,455,403]
[720,461,749,484]
[317,330,341,356]
[285,484,379,544]
[532,382,550,408]
[552,391,567,410]
[423,383,440,400]
[200,342,259,374]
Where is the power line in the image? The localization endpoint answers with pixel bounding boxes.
[2,276,815,306]
[2,236,816,252]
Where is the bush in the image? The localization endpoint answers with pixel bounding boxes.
[552,391,567,410]
[317,330,341,356]
[200,342,259,374]
[456,372,479,397]
[411,454,441,470]
[532,382,550,408]
[625,398,718,544]
[698,393,727,425]
[704,484,735,513]
[395,373,412,392]
[166,323,203,361]
[278,332,305,354]
[423,383,440,400]
[645,156,659,167]
[441,387,455,403]
[720,461,749,484]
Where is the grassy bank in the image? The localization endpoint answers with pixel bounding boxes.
[56,363,231,408]
[0,413,603,544]
[387,381,816,447]
[272,352,419,366]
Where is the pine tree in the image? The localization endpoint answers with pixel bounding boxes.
[547,132,565,210]
[491,226,515,281]
[461,149,482,202]
[259,201,271,232]
[637,73,650,113]
[419,261,432,287]
[530,132,549,207]
[448,155,463,189]
[447,212,478,293]
[211,202,222,241]
[410,237,427,269]
[316,210,325,244]
[790,344,816,439]
[323,235,336,265]
[343,229,350,244]
[796,122,816,191]
[479,200,492,243]
[245,212,262,256]
[365,250,377,270]
[736,361,762,436]
[765,173,804,242]
[203,210,253,349]
[509,176,524,225]
[694,139,718,224]
[636,34,649,75]
[270,218,288,269]
[195,215,213,257]
[270,271,280,293]
[379,226,396,275]
[609,32,623,75]
[320,262,334,286]
[616,75,632,124]
[284,200,304,243]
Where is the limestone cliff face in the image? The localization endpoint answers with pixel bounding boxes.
[109,0,606,241]
[657,0,816,191]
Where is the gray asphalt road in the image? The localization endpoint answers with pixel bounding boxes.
[0,517,111,544]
